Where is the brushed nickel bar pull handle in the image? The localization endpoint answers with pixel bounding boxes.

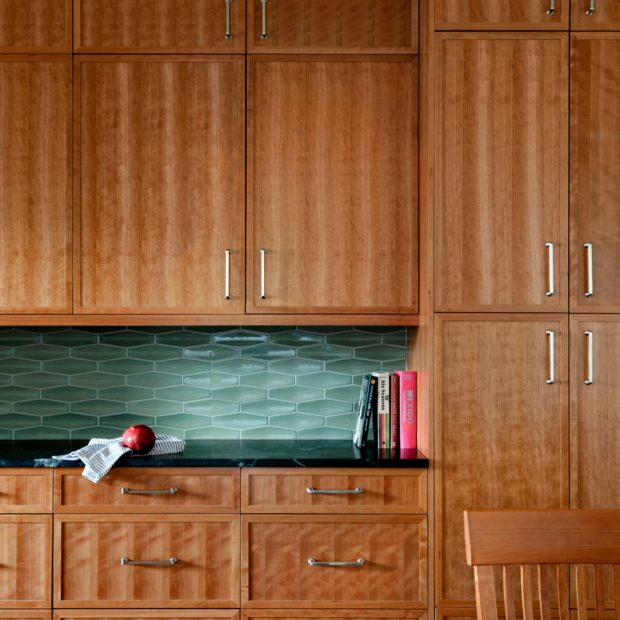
[121,487,178,495]
[545,242,555,297]
[225,249,232,300]
[260,248,266,299]
[121,557,179,566]
[586,0,595,15]
[584,242,594,297]
[547,0,555,15]
[308,558,365,568]
[546,330,555,385]
[585,330,593,385]
[306,487,364,495]
[260,0,268,39]
[225,0,232,38]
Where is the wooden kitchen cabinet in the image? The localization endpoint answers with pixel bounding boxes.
[248,0,417,53]
[75,0,245,53]
[243,612,426,619]
[571,0,620,29]
[248,55,418,315]
[0,469,52,513]
[434,33,568,312]
[435,315,568,606]
[55,612,239,619]
[570,34,620,312]
[0,55,71,313]
[0,613,50,620]
[435,0,568,30]
[75,55,245,314]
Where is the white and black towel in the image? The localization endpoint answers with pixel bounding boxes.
[53,435,185,483]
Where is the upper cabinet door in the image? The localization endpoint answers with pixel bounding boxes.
[571,35,620,312]
[0,55,71,313]
[248,56,418,314]
[0,0,70,52]
[435,33,569,312]
[248,0,418,53]
[75,56,245,314]
[571,0,620,30]
[435,0,568,30]
[76,0,245,53]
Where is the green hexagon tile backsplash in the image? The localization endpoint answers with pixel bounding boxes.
[0,327,407,440]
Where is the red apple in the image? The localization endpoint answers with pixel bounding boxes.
[121,424,156,454]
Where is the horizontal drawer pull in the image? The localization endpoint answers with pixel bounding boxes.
[121,487,178,495]
[308,557,365,567]
[306,486,364,495]
[121,556,179,566]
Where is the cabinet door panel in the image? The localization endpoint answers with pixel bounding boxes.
[435,34,568,312]
[435,315,568,606]
[248,56,418,314]
[0,469,52,512]
[54,612,239,619]
[570,35,620,312]
[435,0,568,29]
[571,0,620,30]
[243,612,426,619]
[75,56,245,314]
[0,55,71,312]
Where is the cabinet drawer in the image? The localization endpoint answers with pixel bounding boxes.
[54,514,240,608]
[76,0,245,52]
[242,468,426,513]
[0,515,52,608]
[0,613,50,620]
[54,612,239,619]
[242,515,427,608]
[243,612,426,619]
[0,469,52,512]
[54,468,239,513]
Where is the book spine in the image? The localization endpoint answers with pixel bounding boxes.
[396,370,417,451]
[372,372,390,450]
[352,375,371,448]
[361,376,378,447]
[390,373,400,451]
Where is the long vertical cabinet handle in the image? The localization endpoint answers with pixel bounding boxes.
[545,242,555,297]
[225,0,232,39]
[547,0,555,15]
[584,331,593,385]
[260,0,269,39]
[584,242,594,297]
[546,330,555,385]
[586,0,595,15]
[260,249,267,299]
[225,249,232,300]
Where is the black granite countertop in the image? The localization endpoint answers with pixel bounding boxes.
[0,440,429,468]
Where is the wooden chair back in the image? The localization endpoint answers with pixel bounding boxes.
[464,510,620,620]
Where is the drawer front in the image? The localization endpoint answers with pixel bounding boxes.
[243,612,426,619]
[55,468,239,513]
[0,469,53,512]
[0,515,52,608]
[242,469,426,514]
[0,613,51,620]
[243,515,427,608]
[54,514,239,608]
[54,612,239,619]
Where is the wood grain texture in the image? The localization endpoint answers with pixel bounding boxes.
[76,0,245,52]
[54,612,239,619]
[435,0,568,30]
[54,468,239,513]
[242,612,426,619]
[241,468,427,514]
[571,0,620,30]
[75,55,245,314]
[570,35,620,312]
[0,613,51,620]
[248,0,417,53]
[0,0,70,52]
[434,33,569,312]
[0,514,52,608]
[0,54,71,312]
[242,514,427,609]
[54,514,240,608]
[435,315,569,607]
[0,469,52,512]
[248,55,418,314]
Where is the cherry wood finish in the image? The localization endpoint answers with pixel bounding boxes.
[241,468,427,514]
[248,55,418,315]
[434,0,568,30]
[54,514,240,608]
[0,515,52,608]
[248,0,417,53]
[435,315,569,607]
[242,514,427,609]
[76,0,245,53]
[0,0,70,52]
[571,0,620,30]
[0,469,52,513]
[54,468,239,513]
[243,613,426,619]
[75,55,245,314]
[0,613,51,620]
[0,55,71,313]
[54,612,239,619]
[434,33,569,312]
[570,35,620,312]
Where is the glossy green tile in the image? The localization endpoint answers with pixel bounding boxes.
[184,344,238,361]
[297,372,351,389]
[128,399,183,415]
[212,412,267,430]
[382,330,407,347]
[127,372,181,388]
[184,426,240,440]
[131,326,179,333]
[212,330,268,347]
[155,358,212,375]
[0,329,41,347]
[131,345,181,361]
[72,345,124,361]
[45,413,95,429]
[0,429,14,439]
[325,359,380,374]
[269,386,324,403]
[72,400,125,415]
[240,372,294,389]
[183,372,238,388]
[43,331,98,347]
[0,386,39,401]
[43,359,97,375]
[155,413,212,430]
[155,386,211,402]
[325,385,363,402]
[241,426,296,440]
[14,399,69,415]
[269,359,323,375]
[70,426,120,439]
[0,402,11,413]
[241,400,295,415]
[380,360,407,373]
[241,344,295,360]
[211,358,267,375]
[0,346,12,359]
[326,331,381,347]
[270,413,324,430]
[269,330,324,347]
[100,331,155,347]
[296,426,352,440]
[99,386,153,401]
[71,373,124,389]
[0,413,40,429]
[15,426,70,439]
[0,375,11,387]
[17,344,68,361]
[99,359,153,374]
[298,399,353,415]
[212,386,267,403]
[325,412,358,430]
[356,345,407,362]
[103,414,155,429]
[15,372,68,389]
[156,331,211,347]
[0,358,41,374]
[43,386,97,402]
[183,400,238,415]
[297,345,353,362]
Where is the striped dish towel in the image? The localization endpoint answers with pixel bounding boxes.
[54,435,185,483]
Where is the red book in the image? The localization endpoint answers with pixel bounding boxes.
[395,370,417,451]
[390,373,399,451]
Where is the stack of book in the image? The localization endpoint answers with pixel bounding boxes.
[352,370,417,456]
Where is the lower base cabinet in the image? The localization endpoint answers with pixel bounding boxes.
[53,613,239,619]
[242,613,426,619]
[0,613,51,620]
